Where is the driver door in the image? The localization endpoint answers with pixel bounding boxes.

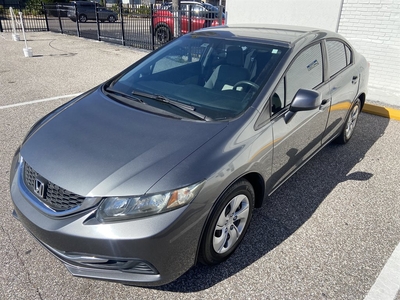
[269,43,331,190]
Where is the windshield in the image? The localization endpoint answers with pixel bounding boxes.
[109,34,287,120]
[202,3,218,11]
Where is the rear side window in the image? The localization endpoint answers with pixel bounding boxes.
[327,40,348,78]
[285,43,323,106]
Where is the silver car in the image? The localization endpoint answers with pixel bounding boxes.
[10,25,369,286]
[67,1,118,23]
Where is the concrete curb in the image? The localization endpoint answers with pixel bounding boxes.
[363,103,400,121]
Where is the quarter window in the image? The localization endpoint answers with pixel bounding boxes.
[272,79,284,114]
[345,45,352,65]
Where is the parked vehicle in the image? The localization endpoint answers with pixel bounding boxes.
[10,25,369,287]
[153,1,224,43]
[67,1,118,23]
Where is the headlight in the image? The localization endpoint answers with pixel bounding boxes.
[96,181,204,222]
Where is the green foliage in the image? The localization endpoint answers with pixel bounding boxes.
[24,0,54,15]
[135,5,150,16]
[111,4,119,13]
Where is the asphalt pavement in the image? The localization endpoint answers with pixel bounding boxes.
[0,31,399,300]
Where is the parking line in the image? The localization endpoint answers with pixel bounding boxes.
[364,242,400,300]
[0,93,81,110]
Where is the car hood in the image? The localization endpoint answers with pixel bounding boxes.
[21,89,228,197]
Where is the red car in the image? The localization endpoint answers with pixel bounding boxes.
[153,1,225,43]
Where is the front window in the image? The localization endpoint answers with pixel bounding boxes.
[270,43,323,115]
[285,43,323,106]
[108,34,287,120]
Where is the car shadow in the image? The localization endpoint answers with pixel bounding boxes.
[155,111,390,292]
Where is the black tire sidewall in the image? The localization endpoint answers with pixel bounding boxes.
[199,179,255,265]
[79,14,87,23]
[336,98,361,144]
[156,26,170,43]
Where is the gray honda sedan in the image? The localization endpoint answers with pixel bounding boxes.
[10,25,369,286]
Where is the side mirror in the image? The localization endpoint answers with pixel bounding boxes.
[285,89,321,123]
[290,89,321,112]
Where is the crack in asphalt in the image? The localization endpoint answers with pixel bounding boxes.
[1,225,44,300]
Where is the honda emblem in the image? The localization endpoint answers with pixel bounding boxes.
[34,178,45,198]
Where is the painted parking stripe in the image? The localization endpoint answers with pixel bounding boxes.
[364,242,400,300]
[0,93,81,110]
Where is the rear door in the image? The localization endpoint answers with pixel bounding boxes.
[269,42,331,190]
[322,40,359,144]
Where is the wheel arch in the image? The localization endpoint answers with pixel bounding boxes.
[155,22,171,32]
[195,171,265,264]
[242,172,265,208]
[358,92,366,109]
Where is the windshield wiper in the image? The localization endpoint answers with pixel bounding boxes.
[105,87,145,104]
[132,90,211,121]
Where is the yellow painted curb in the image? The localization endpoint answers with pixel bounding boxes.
[362,103,400,121]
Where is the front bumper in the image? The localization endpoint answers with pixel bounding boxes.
[10,158,206,286]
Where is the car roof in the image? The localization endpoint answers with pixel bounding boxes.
[196,24,338,47]
[165,1,202,3]
[70,1,103,4]
[163,1,216,5]
[70,1,96,4]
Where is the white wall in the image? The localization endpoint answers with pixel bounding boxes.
[226,0,400,106]
[338,0,400,105]
[226,0,343,32]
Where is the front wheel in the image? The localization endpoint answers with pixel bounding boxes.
[198,179,255,265]
[335,98,361,144]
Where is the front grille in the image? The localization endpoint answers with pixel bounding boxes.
[24,163,86,211]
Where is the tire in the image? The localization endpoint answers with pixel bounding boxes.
[155,25,171,44]
[198,179,255,265]
[108,15,116,23]
[78,14,87,23]
[335,98,361,144]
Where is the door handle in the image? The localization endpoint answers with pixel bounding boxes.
[352,75,359,84]
[320,99,330,110]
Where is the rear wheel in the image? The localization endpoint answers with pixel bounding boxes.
[79,14,87,23]
[335,98,361,144]
[108,15,116,23]
[198,179,254,265]
[155,25,171,44]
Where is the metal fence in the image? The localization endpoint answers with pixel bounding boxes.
[0,2,225,51]
[0,3,47,32]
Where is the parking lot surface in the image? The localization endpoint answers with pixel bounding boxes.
[1,31,399,300]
